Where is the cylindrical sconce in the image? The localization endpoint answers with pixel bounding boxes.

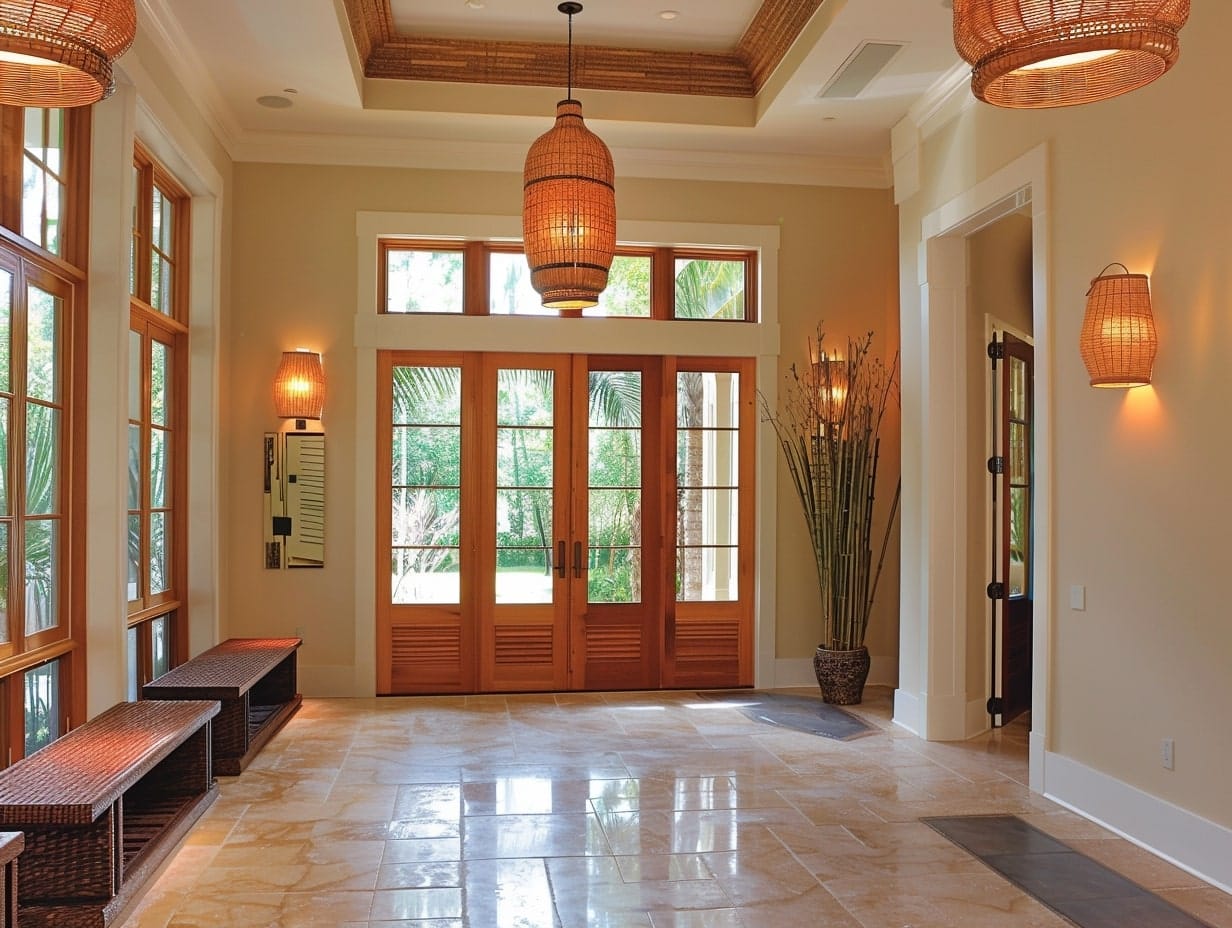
[1079,264,1158,388]
[273,349,325,419]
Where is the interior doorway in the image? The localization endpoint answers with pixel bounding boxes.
[375,350,756,695]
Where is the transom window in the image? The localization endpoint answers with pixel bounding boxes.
[380,240,755,321]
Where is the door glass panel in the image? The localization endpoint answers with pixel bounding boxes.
[24,659,60,756]
[1009,356,1027,420]
[0,267,11,392]
[1009,421,1028,484]
[0,524,8,644]
[26,286,59,403]
[391,366,462,604]
[676,371,740,602]
[495,369,555,605]
[1009,486,1030,597]
[589,369,643,604]
[24,519,58,634]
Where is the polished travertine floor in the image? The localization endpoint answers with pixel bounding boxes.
[118,688,1232,927]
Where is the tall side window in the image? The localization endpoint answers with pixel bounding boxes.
[0,105,88,764]
[128,145,189,698]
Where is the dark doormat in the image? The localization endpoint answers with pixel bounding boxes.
[924,815,1217,928]
[694,691,872,741]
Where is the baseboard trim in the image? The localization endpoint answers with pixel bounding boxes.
[1044,751,1232,894]
[893,687,921,735]
[966,696,990,738]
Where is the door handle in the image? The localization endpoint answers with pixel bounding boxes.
[555,540,566,579]
[573,540,584,578]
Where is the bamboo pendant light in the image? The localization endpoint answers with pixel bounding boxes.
[522,2,616,312]
[0,0,137,107]
[953,0,1190,109]
[1079,264,1157,388]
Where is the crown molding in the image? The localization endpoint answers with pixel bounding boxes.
[135,0,241,156]
[906,60,974,139]
[229,130,891,189]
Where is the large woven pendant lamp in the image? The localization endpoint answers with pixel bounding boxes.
[1079,264,1158,388]
[522,2,616,313]
[0,0,136,107]
[953,0,1190,108]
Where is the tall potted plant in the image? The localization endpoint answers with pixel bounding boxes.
[762,326,899,704]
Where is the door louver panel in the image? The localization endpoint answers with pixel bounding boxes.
[494,626,554,665]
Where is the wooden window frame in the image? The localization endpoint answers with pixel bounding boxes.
[0,106,90,269]
[378,239,757,321]
[128,146,190,680]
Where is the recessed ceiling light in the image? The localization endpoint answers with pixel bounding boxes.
[257,95,293,109]
[282,87,299,95]
[659,10,680,20]
[465,0,485,9]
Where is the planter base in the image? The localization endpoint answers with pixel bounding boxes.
[812,646,870,705]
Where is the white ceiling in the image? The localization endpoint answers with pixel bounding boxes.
[134,0,967,185]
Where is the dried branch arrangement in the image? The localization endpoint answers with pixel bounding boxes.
[762,326,900,650]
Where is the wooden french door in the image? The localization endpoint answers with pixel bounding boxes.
[377,351,752,695]
[988,332,1034,726]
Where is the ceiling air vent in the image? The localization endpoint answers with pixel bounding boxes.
[818,41,905,99]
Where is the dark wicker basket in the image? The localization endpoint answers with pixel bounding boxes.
[812,645,871,705]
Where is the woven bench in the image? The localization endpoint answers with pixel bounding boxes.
[0,700,219,928]
[0,832,22,928]
[143,637,302,776]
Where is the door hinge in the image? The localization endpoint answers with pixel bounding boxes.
[986,696,1004,716]
[987,456,1005,475]
[987,339,1005,363]
[986,581,1006,600]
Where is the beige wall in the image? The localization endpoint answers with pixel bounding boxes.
[964,215,1033,698]
[225,165,899,689]
[899,2,1231,829]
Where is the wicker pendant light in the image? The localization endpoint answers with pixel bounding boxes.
[1079,265,1157,388]
[0,0,136,107]
[274,350,326,420]
[953,0,1190,109]
[522,2,615,312]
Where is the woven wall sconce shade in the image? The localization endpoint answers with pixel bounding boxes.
[953,0,1190,109]
[522,2,615,312]
[0,0,136,107]
[1079,265,1158,388]
[274,350,326,419]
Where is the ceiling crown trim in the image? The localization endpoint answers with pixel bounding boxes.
[343,0,822,98]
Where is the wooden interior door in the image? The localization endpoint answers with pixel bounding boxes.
[661,358,755,689]
[998,334,1034,724]
[479,356,573,692]
[568,356,663,690]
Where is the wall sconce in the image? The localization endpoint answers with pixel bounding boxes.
[1079,264,1158,388]
[273,349,325,422]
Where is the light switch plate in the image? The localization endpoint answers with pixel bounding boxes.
[1069,585,1086,611]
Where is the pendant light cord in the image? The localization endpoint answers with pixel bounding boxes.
[567,10,574,101]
